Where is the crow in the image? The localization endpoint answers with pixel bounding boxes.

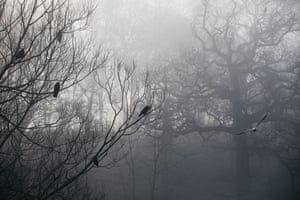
[56,30,63,43]
[139,105,152,117]
[253,113,268,131]
[235,113,269,135]
[53,82,60,97]
[92,156,98,167]
[15,48,25,60]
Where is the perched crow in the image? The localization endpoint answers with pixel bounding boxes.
[53,82,60,97]
[56,30,63,43]
[235,113,269,135]
[92,156,98,167]
[139,105,152,117]
[15,48,25,60]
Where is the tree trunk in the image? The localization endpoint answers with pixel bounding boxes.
[158,131,172,200]
[157,100,173,200]
[230,67,250,199]
[233,134,250,199]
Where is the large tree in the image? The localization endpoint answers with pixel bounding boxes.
[157,0,300,199]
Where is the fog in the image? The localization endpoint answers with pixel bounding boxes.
[90,0,195,65]
[88,1,300,199]
[0,0,299,200]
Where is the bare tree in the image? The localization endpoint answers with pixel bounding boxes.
[150,0,300,199]
[0,1,153,199]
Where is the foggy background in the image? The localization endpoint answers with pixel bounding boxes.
[0,0,299,200]
[88,1,300,199]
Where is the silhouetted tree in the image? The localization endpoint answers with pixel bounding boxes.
[154,0,300,199]
[0,1,151,199]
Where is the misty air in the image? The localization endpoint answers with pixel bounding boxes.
[0,0,299,200]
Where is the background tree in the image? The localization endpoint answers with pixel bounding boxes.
[149,0,300,199]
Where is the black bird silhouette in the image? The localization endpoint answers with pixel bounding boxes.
[236,113,269,135]
[53,82,60,97]
[15,48,25,60]
[92,156,98,167]
[139,105,152,117]
[253,113,268,131]
[56,30,63,43]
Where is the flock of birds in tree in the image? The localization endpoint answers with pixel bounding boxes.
[12,29,152,116]
[13,27,152,168]
[10,25,269,167]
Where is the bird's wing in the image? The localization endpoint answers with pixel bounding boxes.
[255,113,268,128]
[234,128,252,135]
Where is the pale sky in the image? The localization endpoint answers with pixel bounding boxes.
[90,0,196,66]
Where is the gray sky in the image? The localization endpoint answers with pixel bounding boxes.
[90,0,196,66]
